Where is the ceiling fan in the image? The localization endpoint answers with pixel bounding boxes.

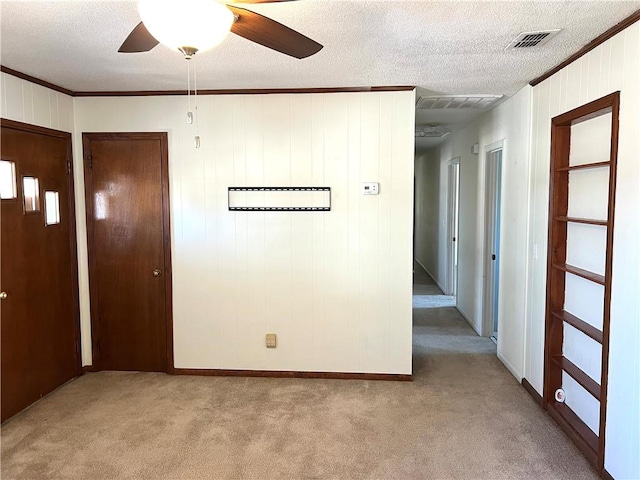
[119,0,323,59]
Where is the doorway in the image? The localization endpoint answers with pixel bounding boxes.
[1,120,81,422]
[447,158,460,297]
[83,132,173,372]
[483,143,503,341]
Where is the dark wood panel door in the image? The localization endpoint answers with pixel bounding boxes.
[1,120,80,423]
[83,133,172,372]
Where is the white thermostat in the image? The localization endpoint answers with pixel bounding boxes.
[362,182,379,195]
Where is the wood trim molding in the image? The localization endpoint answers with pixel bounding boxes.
[173,368,412,381]
[547,403,599,467]
[530,9,640,86]
[1,67,414,97]
[522,378,543,406]
[65,128,82,378]
[602,469,615,480]
[73,86,415,97]
[0,118,71,139]
[1,66,74,96]
[159,133,175,374]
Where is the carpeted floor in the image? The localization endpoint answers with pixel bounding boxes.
[0,265,599,480]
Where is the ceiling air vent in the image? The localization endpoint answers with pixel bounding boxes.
[416,95,503,110]
[506,29,561,50]
[415,125,451,138]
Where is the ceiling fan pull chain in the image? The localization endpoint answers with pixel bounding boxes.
[186,58,193,125]
[194,56,201,149]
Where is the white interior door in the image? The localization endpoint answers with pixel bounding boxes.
[484,147,502,339]
[447,159,460,297]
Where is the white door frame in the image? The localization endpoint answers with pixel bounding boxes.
[446,157,460,297]
[483,141,504,338]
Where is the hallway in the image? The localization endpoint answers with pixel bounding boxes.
[410,263,599,479]
[412,262,497,381]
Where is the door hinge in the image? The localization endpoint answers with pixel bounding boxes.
[85,156,93,169]
[492,254,496,261]
[67,160,72,175]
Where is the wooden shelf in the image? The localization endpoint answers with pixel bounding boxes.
[548,402,599,466]
[556,161,610,172]
[553,263,605,285]
[552,310,603,344]
[552,355,601,400]
[555,216,608,226]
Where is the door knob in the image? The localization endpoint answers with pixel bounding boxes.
[152,269,162,277]
[0,291,7,300]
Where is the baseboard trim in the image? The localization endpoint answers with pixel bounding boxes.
[456,306,482,336]
[522,378,543,406]
[82,365,176,374]
[497,351,522,382]
[602,468,614,480]
[415,258,447,294]
[173,368,412,381]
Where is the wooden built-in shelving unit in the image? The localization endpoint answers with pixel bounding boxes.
[550,310,603,344]
[555,160,610,172]
[554,216,608,226]
[544,91,620,474]
[551,263,606,285]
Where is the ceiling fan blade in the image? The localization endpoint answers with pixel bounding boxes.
[227,6,322,59]
[118,22,159,53]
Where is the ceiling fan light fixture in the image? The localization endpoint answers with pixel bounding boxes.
[138,0,234,55]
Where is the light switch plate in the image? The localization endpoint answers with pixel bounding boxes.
[362,182,379,195]
[266,333,277,348]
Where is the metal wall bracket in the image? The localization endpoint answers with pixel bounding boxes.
[228,187,331,212]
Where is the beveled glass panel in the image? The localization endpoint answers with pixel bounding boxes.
[0,160,17,200]
[22,176,40,213]
[44,191,60,225]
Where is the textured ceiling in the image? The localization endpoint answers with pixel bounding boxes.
[1,0,639,150]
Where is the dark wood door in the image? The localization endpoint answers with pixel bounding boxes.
[83,133,172,372]
[1,120,81,423]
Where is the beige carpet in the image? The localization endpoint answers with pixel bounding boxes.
[0,266,599,480]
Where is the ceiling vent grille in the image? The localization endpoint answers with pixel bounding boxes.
[416,95,503,110]
[415,125,451,138]
[506,29,561,50]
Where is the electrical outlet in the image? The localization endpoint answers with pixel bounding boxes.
[266,333,277,348]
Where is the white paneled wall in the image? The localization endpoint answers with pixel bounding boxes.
[0,73,74,132]
[526,23,640,480]
[570,113,612,167]
[73,91,415,375]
